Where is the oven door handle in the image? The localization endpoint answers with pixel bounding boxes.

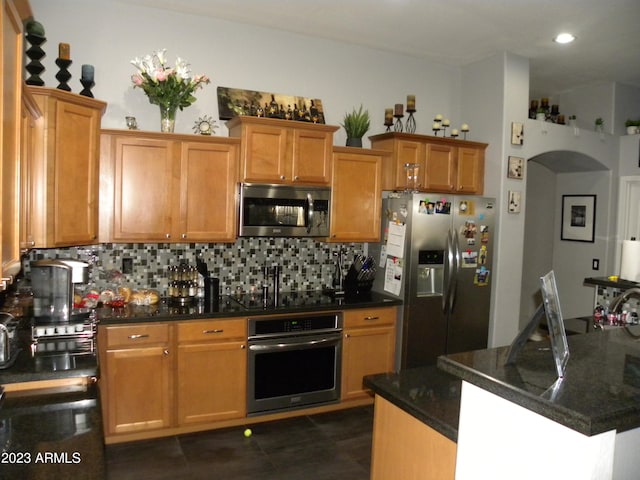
[249,336,340,351]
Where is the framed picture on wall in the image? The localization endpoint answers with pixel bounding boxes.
[507,156,524,179]
[511,122,524,145]
[561,195,596,242]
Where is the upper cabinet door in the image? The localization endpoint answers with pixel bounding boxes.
[423,143,456,192]
[227,116,338,185]
[291,128,332,185]
[329,148,382,242]
[240,122,290,183]
[456,146,485,193]
[111,137,176,242]
[178,141,239,242]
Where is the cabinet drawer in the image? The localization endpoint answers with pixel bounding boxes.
[177,318,247,342]
[343,307,396,329]
[104,323,170,348]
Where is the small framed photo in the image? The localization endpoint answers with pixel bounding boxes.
[561,195,596,242]
[511,122,524,145]
[508,190,521,213]
[507,156,524,179]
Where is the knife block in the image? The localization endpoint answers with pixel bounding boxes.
[343,264,374,297]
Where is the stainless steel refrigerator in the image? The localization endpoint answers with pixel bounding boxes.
[370,192,496,368]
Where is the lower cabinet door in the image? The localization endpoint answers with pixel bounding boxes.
[105,346,172,435]
[341,325,395,401]
[177,340,247,425]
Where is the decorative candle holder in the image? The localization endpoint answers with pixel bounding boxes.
[55,58,72,91]
[394,114,404,133]
[432,125,441,136]
[406,108,416,134]
[461,125,470,140]
[450,130,459,139]
[79,78,95,97]
[25,33,46,86]
[441,120,450,137]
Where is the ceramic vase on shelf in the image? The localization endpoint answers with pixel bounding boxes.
[159,104,177,133]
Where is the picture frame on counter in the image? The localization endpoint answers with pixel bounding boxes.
[561,194,596,242]
[507,156,524,179]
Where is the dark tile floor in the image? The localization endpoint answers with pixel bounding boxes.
[105,405,373,480]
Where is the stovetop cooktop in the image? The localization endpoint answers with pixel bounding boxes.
[230,290,339,311]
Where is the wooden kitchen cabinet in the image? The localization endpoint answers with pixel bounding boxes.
[99,130,239,243]
[1,0,24,290]
[369,132,487,194]
[227,116,338,185]
[328,147,384,242]
[99,323,173,436]
[341,307,397,401]
[176,318,247,425]
[21,87,105,248]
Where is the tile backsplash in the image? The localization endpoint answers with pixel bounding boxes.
[22,239,365,296]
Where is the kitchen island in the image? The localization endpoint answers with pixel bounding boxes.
[438,326,640,480]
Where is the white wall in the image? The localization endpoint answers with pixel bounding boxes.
[30,0,462,148]
[520,162,556,326]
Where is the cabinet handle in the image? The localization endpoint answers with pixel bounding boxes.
[345,333,351,338]
[203,329,224,334]
[165,233,171,239]
[364,316,380,321]
[163,349,170,356]
[280,175,286,180]
[294,175,299,180]
[241,344,246,349]
[127,334,150,339]
[181,233,187,239]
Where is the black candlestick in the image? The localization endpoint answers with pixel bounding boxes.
[405,109,416,134]
[394,114,404,133]
[79,78,95,97]
[55,58,72,91]
[25,33,46,86]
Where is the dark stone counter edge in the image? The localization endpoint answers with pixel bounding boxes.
[584,276,639,290]
[98,296,403,325]
[436,356,640,437]
[0,365,99,385]
[364,374,459,442]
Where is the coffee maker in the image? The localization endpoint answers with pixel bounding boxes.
[31,259,89,323]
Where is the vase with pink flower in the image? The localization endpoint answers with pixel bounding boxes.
[130,49,210,133]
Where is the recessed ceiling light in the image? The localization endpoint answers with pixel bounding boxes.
[554,33,576,44]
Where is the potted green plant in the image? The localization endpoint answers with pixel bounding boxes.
[595,117,604,133]
[625,119,640,135]
[341,105,370,147]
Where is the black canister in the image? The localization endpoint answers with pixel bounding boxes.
[204,277,219,311]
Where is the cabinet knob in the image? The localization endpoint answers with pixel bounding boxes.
[345,333,350,339]
[165,233,171,239]
[294,176,299,180]
[241,344,246,349]
[280,175,286,180]
[163,349,170,356]
[181,233,187,239]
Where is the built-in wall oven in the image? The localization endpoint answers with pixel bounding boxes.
[247,312,342,415]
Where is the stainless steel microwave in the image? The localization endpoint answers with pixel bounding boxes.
[238,183,331,237]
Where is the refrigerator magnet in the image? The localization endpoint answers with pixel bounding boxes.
[474,267,490,286]
[479,245,488,265]
[462,250,478,268]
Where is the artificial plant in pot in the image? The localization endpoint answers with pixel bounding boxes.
[341,105,370,147]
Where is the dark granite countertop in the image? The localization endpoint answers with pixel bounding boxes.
[584,276,639,290]
[363,366,461,442]
[97,291,402,325]
[438,327,640,436]
[0,384,105,480]
[0,329,98,386]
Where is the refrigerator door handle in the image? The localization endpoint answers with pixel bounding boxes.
[443,229,454,313]
[448,229,460,313]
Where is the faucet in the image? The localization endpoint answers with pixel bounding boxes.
[609,287,640,313]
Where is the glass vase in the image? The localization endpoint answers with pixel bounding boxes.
[159,104,177,133]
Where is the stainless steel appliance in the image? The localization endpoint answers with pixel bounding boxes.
[370,192,496,368]
[0,313,19,368]
[31,259,89,322]
[247,312,342,415]
[238,183,330,237]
